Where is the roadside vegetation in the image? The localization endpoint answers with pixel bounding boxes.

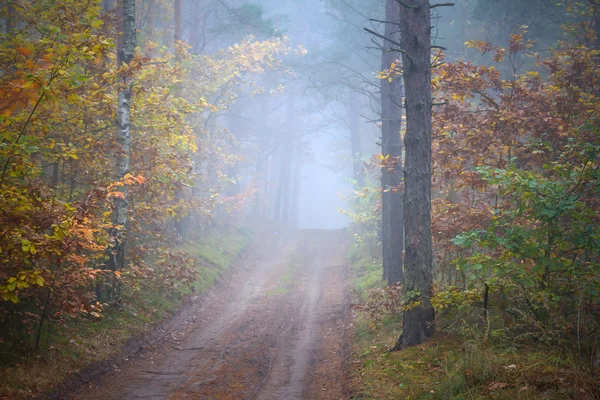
[0,227,252,399]
[349,241,600,400]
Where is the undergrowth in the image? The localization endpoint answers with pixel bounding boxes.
[0,227,253,399]
[348,242,600,400]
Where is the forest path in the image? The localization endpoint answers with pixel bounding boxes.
[71,229,352,400]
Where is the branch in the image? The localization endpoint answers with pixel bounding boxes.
[370,39,385,51]
[364,28,403,50]
[473,89,500,111]
[432,45,447,50]
[369,18,401,26]
[430,2,455,9]
[396,0,416,8]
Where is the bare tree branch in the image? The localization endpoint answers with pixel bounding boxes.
[430,3,455,9]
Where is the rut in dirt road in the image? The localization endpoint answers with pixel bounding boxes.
[71,229,351,400]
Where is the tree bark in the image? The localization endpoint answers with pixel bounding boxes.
[349,90,364,187]
[275,95,294,224]
[290,148,301,228]
[381,0,405,285]
[174,0,182,44]
[6,1,15,32]
[395,0,435,350]
[106,0,136,273]
[254,97,269,217]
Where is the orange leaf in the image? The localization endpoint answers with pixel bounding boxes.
[16,47,33,57]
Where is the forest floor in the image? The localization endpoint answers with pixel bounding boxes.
[65,228,352,400]
[346,249,600,400]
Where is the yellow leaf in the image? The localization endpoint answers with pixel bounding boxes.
[91,19,103,29]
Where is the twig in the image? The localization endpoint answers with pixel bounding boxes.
[172,346,205,351]
[363,28,404,52]
[396,0,417,8]
[369,18,401,26]
[430,2,455,9]
[141,370,181,375]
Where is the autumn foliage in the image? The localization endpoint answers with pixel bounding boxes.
[430,29,600,344]
[0,0,290,349]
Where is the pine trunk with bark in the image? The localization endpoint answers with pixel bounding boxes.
[106,0,136,273]
[174,0,182,43]
[381,0,405,285]
[349,90,364,187]
[395,0,435,350]
[275,95,294,224]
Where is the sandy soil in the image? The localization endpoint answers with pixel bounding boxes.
[69,229,351,400]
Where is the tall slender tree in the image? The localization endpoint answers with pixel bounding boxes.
[106,0,136,273]
[395,0,435,349]
[276,95,294,224]
[380,0,405,285]
[349,89,365,187]
[174,0,182,44]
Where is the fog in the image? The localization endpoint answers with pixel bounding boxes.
[137,0,575,233]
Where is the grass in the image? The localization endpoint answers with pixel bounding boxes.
[0,226,253,399]
[266,252,298,297]
[179,226,253,293]
[347,242,600,400]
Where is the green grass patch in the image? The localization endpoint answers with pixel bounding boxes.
[179,227,253,293]
[266,252,298,296]
[348,242,385,300]
[0,227,253,399]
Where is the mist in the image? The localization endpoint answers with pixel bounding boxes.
[2,1,599,399]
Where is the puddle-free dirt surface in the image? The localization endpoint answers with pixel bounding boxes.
[70,229,351,400]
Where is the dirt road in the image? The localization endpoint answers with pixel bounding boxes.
[70,229,351,400]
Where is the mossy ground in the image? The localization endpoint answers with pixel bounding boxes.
[0,227,253,399]
[348,243,599,400]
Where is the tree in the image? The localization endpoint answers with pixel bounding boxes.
[349,89,365,187]
[395,0,435,349]
[380,0,405,286]
[275,94,295,224]
[106,0,136,273]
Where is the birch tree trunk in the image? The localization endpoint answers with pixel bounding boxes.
[395,0,435,349]
[381,0,405,285]
[107,0,136,273]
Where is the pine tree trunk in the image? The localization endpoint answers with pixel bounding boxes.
[276,95,294,224]
[174,0,182,43]
[395,0,435,349]
[381,0,405,285]
[107,0,136,273]
[349,90,364,187]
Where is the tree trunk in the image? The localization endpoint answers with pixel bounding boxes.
[395,0,435,350]
[254,97,269,217]
[174,0,182,44]
[106,0,136,273]
[290,140,302,228]
[276,95,294,224]
[381,0,405,285]
[6,1,15,32]
[349,90,364,187]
